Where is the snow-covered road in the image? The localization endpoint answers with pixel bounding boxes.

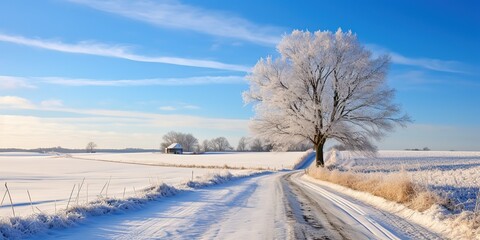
[32,173,292,240]
[31,171,442,240]
[284,172,442,239]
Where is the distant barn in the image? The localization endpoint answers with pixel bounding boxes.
[165,143,183,154]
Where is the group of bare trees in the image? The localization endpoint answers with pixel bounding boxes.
[236,137,312,152]
[158,133,311,153]
[201,137,233,152]
[159,132,308,152]
[237,137,269,152]
[160,131,199,152]
[160,131,233,152]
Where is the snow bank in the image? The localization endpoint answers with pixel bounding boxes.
[310,150,480,239]
[334,150,480,213]
[0,170,267,240]
[292,149,315,169]
[186,171,269,188]
[307,166,440,211]
[0,155,254,217]
[303,175,479,239]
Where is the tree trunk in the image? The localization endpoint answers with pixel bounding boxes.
[315,142,325,167]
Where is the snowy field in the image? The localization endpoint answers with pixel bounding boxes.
[327,150,480,212]
[0,151,310,239]
[70,151,307,170]
[0,152,267,218]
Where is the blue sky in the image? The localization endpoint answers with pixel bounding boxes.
[0,0,479,150]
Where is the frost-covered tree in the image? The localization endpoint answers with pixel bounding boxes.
[288,141,314,151]
[182,133,199,152]
[244,29,409,167]
[161,131,198,152]
[200,139,211,152]
[237,137,248,152]
[86,142,97,153]
[210,137,233,152]
[249,138,264,152]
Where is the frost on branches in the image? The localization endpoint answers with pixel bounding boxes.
[243,29,409,167]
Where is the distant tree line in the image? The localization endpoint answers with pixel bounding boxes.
[201,137,233,152]
[160,131,234,152]
[236,137,312,152]
[0,147,157,153]
[161,131,199,152]
[405,147,431,151]
[160,131,312,153]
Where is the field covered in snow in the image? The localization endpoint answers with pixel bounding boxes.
[0,151,310,239]
[0,153,302,217]
[70,151,307,170]
[327,150,480,213]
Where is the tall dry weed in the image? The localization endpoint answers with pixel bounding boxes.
[307,167,441,211]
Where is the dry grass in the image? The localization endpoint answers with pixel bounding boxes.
[307,167,442,211]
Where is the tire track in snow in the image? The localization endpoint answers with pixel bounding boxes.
[281,173,348,239]
[198,173,291,239]
[289,172,443,240]
[297,179,401,239]
[33,173,289,240]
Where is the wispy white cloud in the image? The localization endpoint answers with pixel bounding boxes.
[158,103,201,111]
[158,106,176,111]
[183,104,200,110]
[0,95,248,148]
[40,99,64,108]
[389,70,443,85]
[0,96,35,109]
[367,44,468,74]
[40,75,246,86]
[0,96,248,131]
[378,123,480,151]
[0,114,247,149]
[0,76,36,89]
[69,0,282,46]
[388,70,480,91]
[0,33,250,72]
[0,115,161,149]
[390,53,467,74]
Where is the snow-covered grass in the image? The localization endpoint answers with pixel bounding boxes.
[303,174,478,239]
[307,167,440,211]
[1,151,309,239]
[0,153,261,218]
[71,151,307,170]
[325,150,480,212]
[0,170,267,239]
[312,150,480,239]
[0,151,270,239]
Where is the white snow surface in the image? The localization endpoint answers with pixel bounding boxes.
[2,150,477,239]
[0,153,258,218]
[293,173,442,239]
[29,172,290,240]
[326,150,480,212]
[0,154,267,239]
[0,151,310,239]
[70,151,307,170]
[324,150,480,239]
[26,171,446,240]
